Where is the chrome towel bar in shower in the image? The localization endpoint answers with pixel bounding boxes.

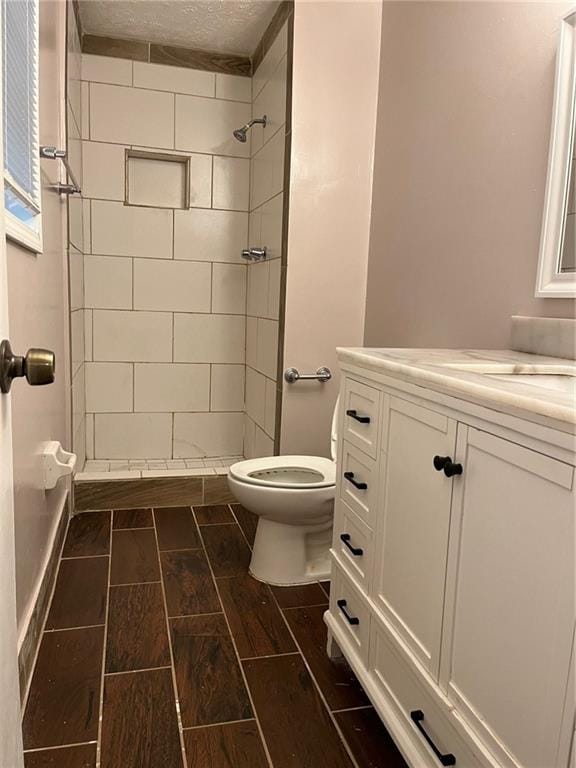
[39,146,81,195]
[284,367,332,383]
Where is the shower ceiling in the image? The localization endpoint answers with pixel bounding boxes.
[78,0,281,56]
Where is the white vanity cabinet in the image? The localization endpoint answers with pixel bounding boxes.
[325,351,575,768]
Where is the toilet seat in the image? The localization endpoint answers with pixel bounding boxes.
[229,455,336,489]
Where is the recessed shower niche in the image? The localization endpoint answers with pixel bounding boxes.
[125,150,190,209]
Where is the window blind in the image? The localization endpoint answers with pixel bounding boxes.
[2,0,40,224]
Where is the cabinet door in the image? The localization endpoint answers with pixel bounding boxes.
[373,397,458,678]
[441,426,575,768]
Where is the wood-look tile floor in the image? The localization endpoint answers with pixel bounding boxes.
[22,503,408,768]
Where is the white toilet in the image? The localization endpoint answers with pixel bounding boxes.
[227,401,339,585]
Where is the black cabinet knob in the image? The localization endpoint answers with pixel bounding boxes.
[346,409,370,424]
[433,455,463,478]
[340,533,363,556]
[343,471,367,490]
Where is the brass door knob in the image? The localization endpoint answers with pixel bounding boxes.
[0,339,55,393]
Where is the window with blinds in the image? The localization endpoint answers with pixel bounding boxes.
[2,0,41,251]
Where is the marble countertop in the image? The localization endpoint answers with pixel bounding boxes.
[336,348,576,429]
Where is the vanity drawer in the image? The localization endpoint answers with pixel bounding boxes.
[333,499,373,594]
[339,440,378,529]
[342,377,383,458]
[369,621,486,768]
[329,563,371,664]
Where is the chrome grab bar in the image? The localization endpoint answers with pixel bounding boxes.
[39,146,81,195]
[284,367,332,384]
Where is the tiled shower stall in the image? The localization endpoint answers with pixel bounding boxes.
[67,18,290,475]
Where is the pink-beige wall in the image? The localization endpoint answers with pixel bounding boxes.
[7,0,70,639]
[364,1,575,350]
[280,0,382,457]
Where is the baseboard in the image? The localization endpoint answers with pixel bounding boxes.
[17,493,71,707]
[74,474,236,511]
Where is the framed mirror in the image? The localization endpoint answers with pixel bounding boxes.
[536,9,576,298]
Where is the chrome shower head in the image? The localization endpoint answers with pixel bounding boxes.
[232,115,267,142]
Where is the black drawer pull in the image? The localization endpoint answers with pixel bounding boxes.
[410,710,456,766]
[340,533,363,556]
[343,471,367,490]
[346,409,370,424]
[337,599,360,625]
[433,456,463,478]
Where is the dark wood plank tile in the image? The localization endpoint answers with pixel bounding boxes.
[252,0,293,72]
[283,605,369,710]
[62,511,110,557]
[160,550,220,616]
[204,475,237,505]
[113,508,153,529]
[24,744,97,768]
[46,557,108,630]
[271,582,328,609]
[154,506,201,550]
[218,574,295,658]
[194,504,235,525]
[183,721,267,768]
[106,583,170,673]
[320,580,331,597]
[82,34,149,61]
[335,708,407,768]
[150,43,251,76]
[202,524,251,577]
[230,504,258,546]
[74,477,203,511]
[101,668,183,768]
[171,615,252,727]
[110,529,160,585]
[243,654,353,768]
[22,627,104,749]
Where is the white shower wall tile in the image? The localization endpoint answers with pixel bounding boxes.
[189,152,214,209]
[252,55,287,154]
[70,310,85,377]
[133,61,215,96]
[175,94,251,157]
[85,414,95,459]
[247,260,269,318]
[90,82,174,147]
[91,200,173,258]
[211,263,247,314]
[174,313,245,363]
[246,316,258,369]
[252,21,288,100]
[254,424,274,458]
[257,319,279,379]
[261,192,283,261]
[84,255,132,310]
[173,412,244,458]
[133,258,212,312]
[95,413,173,459]
[134,363,210,412]
[82,54,133,86]
[210,364,245,412]
[69,246,84,312]
[82,141,126,200]
[93,310,173,362]
[212,156,250,211]
[174,208,247,263]
[264,377,277,438]
[215,73,252,103]
[86,362,133,412]
[245,366,266,428]
[250,128,285,210]
[84,311,93,361]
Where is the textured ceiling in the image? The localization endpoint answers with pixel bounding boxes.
[79,0,281,56]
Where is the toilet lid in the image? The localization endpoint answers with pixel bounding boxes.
[229,455,336,489]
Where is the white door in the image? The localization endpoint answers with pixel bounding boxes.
[0,25,25,768]
[440,425,575,768]
[372,397,458,678]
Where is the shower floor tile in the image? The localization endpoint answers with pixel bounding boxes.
[22,502,408,768]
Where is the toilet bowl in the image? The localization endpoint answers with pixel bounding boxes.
[227,401,339,585]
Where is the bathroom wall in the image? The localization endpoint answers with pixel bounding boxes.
[244,18,290,459]
[80,54,251,460]
[280,0,383,457]
[364,1,576,349]
[6,0,70,636]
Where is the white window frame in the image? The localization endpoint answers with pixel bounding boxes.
[2,0,42,253]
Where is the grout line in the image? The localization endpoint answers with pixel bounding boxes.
[24,740,98,754]
[268,588,362,768]
[111,525,154,532]
[168,610,223,620]
[152,504,190,768]
[157,546,204,554]
[182,717,258,732]
[108,579,162,587]
[192,509,275,768]
[240,651,300,662]
[104,665,172,677]
[229,504,253,551]
[44,623,106,633]
[60,553,110,561]
[95,510,112,768]
[279,602,330,611]
[331,704,373,714]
